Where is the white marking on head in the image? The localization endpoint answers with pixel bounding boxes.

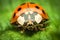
[35,14,42,23]
[29,11,33,14]
[27,15,33,25]
[28,15,31,20]
[17,16,25,25]
[25,11,33,15]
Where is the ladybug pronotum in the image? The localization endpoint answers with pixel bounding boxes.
[10,2,48,32]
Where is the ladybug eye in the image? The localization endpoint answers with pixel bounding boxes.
[17,8,21,11]
[35,6,39,9]
[42,10,45,14]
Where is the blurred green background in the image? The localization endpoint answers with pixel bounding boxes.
[0,0,60,40]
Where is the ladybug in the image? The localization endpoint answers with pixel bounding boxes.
[10,2,48,32]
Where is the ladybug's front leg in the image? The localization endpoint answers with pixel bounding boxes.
[38,19,49,31]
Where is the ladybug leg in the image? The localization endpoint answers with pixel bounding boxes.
[18,25,21,27]
[26,26,33,31]
[36,24,44,31]
[20,29,25,33]
[38,26,45,30]
[20,26,27,33]
[38,19,49,30]
[34,25,38,31]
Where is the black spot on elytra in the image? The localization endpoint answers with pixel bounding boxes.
[21,3,25,5]
[30,2,35,4]
[42,10,45,14]
[17,8,21,11]
[35,6,39,9]
[13,13,16,18]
